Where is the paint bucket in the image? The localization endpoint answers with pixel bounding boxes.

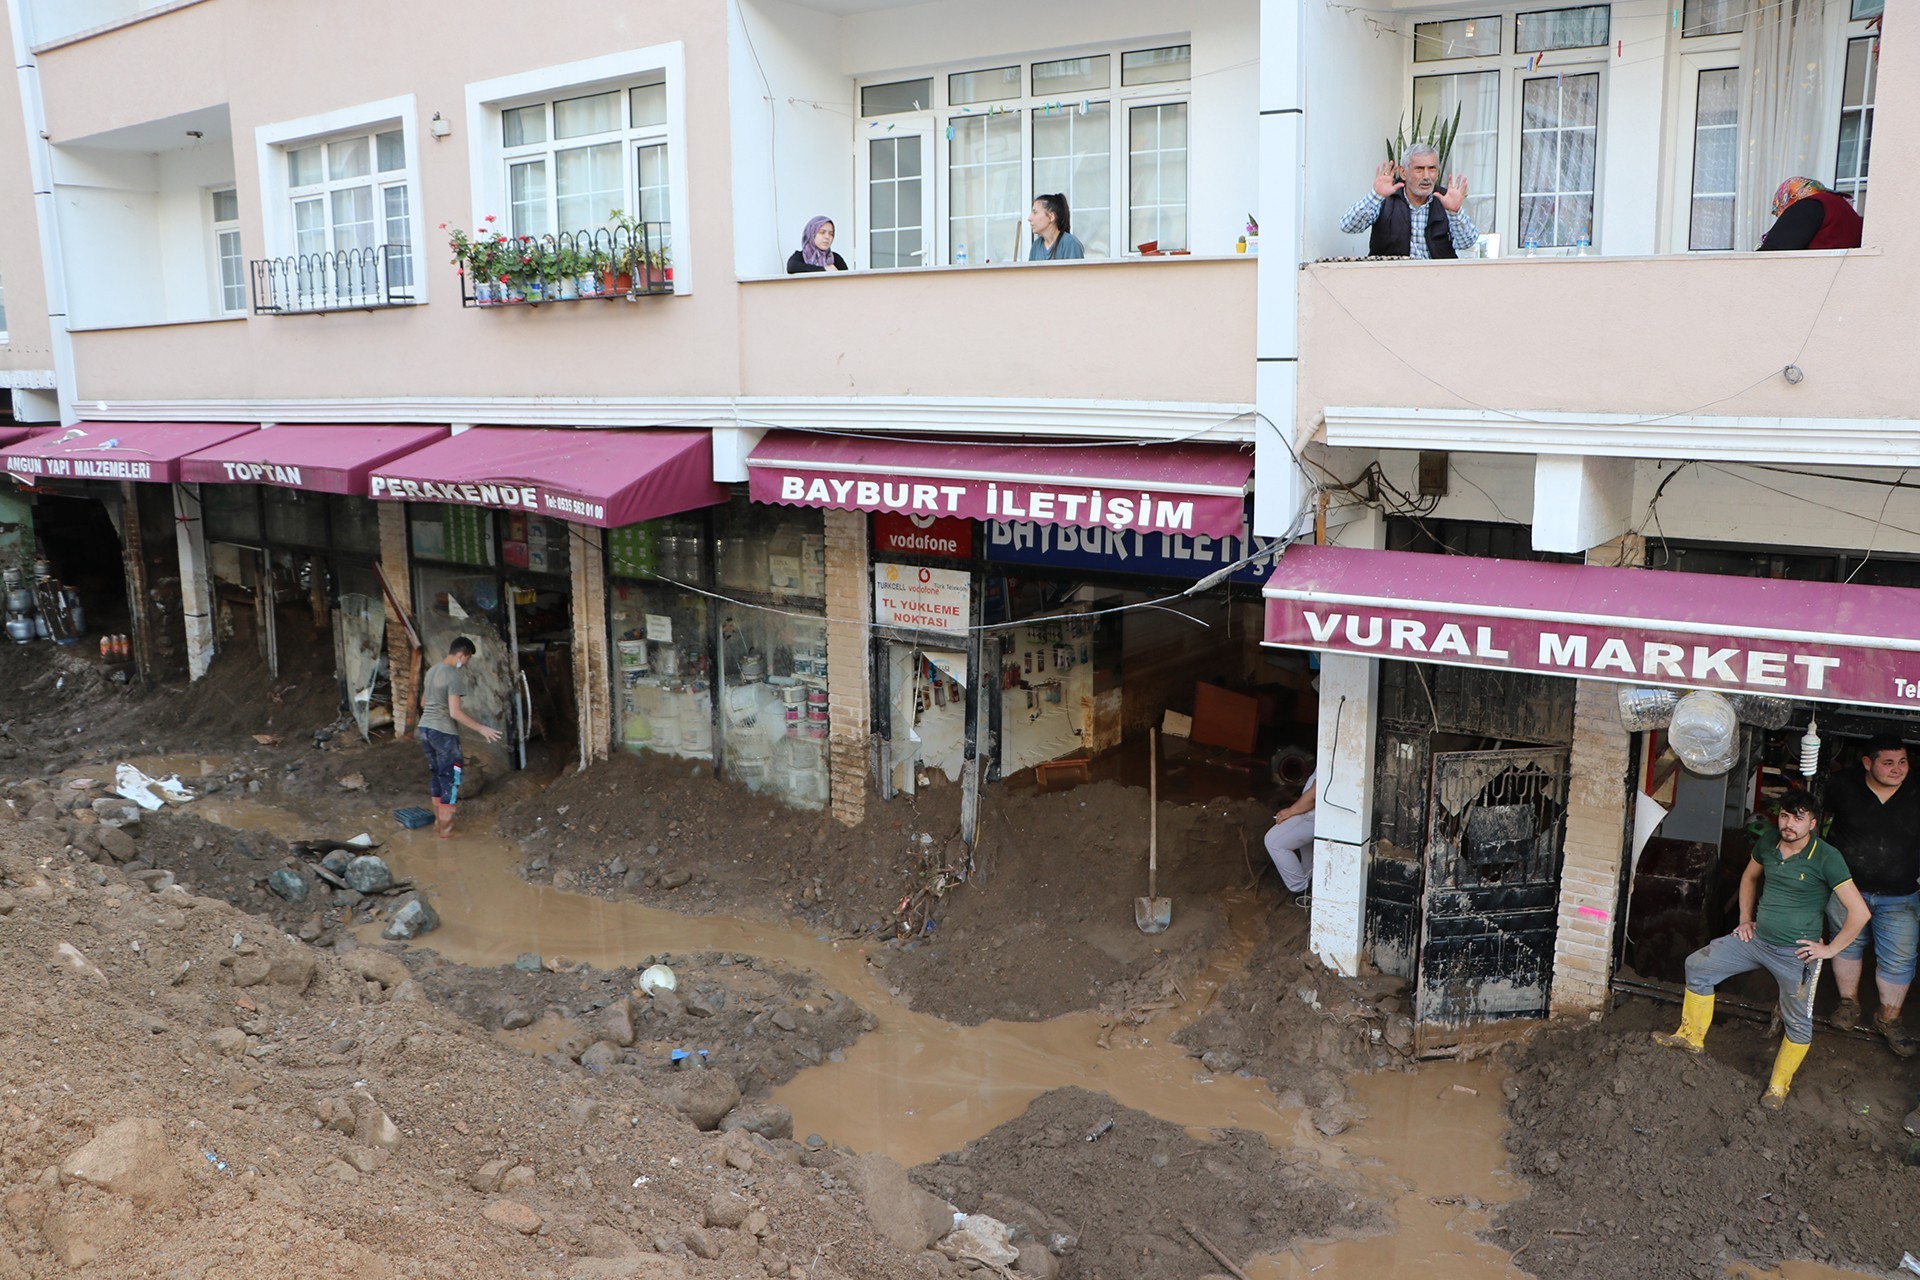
[780,684,808,706]
[738,652,766,683]
[681,718,713,753]
[807,723,828,740]
[807,704,828,723]
[617,639,649,672]
[807,687,829,706]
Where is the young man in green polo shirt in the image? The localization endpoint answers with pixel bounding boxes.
[1655,789,1872,1110]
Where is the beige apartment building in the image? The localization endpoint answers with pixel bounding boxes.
[0,0,1911,1052]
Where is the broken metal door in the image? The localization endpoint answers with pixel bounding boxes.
[1414,747,1571,1054]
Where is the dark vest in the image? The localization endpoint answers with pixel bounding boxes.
[1807,190,1864,250]
[1369,190,1456,259]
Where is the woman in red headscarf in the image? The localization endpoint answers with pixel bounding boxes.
[1758,177,1863,251]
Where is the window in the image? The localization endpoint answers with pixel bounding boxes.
[211,188,244,314]
[288,129,410,276]
[1680,0,1742,37]
[502,74,669,240]
[1835,36,1877,209]
[859,43,1191,266]
[1851,0,1883,18]
[1686,69,1739,249]
[1515,6,1609,53]
[1414,16,1501,62]
[1518,72,1599,248]
[1413,71,1500,232]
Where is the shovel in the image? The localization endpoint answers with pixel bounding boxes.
[1135,728,1172,933]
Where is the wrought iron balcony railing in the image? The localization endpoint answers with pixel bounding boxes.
[457,223,674,308]
[250,244,418,315]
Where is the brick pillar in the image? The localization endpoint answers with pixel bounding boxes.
[1549,534,1646,1017]
[174,484,215,680]
[823,509,871,826]
[570,524,611,764]
[377,503,417,736]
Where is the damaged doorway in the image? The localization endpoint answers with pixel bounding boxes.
[885,644,969,797]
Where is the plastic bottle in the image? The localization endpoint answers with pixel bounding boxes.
[1523,237,1540,257]
[1575,233,1591,256]
[448,763,462,806]
[954,242,968,266]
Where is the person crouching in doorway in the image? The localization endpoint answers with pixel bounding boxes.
[1654,789,1870,1110]
[418,637,502,838]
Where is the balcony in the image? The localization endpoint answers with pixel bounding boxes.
[1297,249,1915,466]
[738,255,1255,407]
[251,246,417,316]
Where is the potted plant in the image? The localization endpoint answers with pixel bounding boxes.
[575,238,605,297]
[551,242,582,300]
[507,236,542,303]
[607,209,650,294]
[443,216,510,304]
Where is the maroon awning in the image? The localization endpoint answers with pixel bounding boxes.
[2,422,258,484]
[181,424,449,495]
[1264,544,1920,711]
[367,427,727,528]
[0,427,28,450]
[746,431,1253,538]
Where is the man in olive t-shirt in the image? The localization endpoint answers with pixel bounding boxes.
[1654,789,1871,1110]
[418,637,502,838]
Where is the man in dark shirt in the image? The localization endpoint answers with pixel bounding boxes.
[1823,737,1920,1056]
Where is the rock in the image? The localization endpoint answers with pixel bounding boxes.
[1016,1243,1061,1279]
[704,1191,751,1229]
[501,1164,535,1190]
[90,798,142,828]
[566,1259,688,1280]
[127,867,172,893]
[54,942,108,985]
[58,1118,184,1207]
[42,1208,110,1269]
[337,772,368,791]
[382,893,440,940]
[580,1040,623,1074]
[207,1027,248,1057]
[469,1159,511,1193]
[343,855,394,894]
[682,1223,719,1259]
[0,889,14,916]
[93,825,137,867]
[594,998,636,1047]
[849,1153,955,1252]
[267,953,318,991]
[341,949,410,990]
[501,1008,535,1030]
[719,1104,794,1142]
[320,848,353,874]
[647,988,685,1019]
[580,1224,636,1258]
[313,1098,356,1135]
[1199,1049,1242,1074]
[657,1070,741,1131]
[769,1008,798,1033]
[483,1199,543,1234]
[267,869,310,903]
[683,990,721,1018]
[342,1147,381,1175]
[657,869,693,890]
[515,953,544,972]
[938,1215,1018,1269]
[352,1096,402,1148]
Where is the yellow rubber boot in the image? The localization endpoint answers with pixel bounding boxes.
[1652,991,1714,1053]
[1761,1039,1811,1111]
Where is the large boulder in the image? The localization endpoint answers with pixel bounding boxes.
[655,1070,741,1131]
[848,1153,955,1253]
[57,1119,185,1208]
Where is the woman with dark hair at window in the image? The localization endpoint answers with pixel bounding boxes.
[787,215,849,273]
[1028,193,1084,261]
[1758,177,1863,252]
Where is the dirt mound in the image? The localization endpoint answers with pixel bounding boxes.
[1495,1000,1920,1279]
[1173,900,1416,1103]
[909,1086,1385,1279]
[0,824,938,1280]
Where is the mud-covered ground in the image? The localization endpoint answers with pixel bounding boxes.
[1496,998,1920,1279]
[909,1086,1386,1279]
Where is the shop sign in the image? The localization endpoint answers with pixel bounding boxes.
[370,474,604,523]
[987,519,1282,585]
[754,471,1241,538]
[874,562,971,636]
[873,513,973,560]
[6,455,153,481]
[1260,600,1920,706]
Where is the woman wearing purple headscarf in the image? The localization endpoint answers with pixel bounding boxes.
[786,216,849,274]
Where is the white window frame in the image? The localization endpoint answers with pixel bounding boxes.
[256,95,424,303]
[853,42,1193,269]
[1401,14,1610,254]
[0,273,9,343]
[210,187,245,314]
[467,45,691,295]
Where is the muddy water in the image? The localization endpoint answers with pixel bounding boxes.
[180,793,1882,1279]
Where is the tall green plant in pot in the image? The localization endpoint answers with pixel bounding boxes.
[1385,103,1462,173]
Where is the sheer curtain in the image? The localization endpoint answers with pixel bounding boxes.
[1736,0,1831,250]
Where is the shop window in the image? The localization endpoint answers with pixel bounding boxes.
[610,576,713,760]
[715,497,825,602]
[993,613,1098,776]
[408,503,496,566]
[502,512,572,578]
[717,606,830,810]
[264,487,331,549]
[201,485,262,544]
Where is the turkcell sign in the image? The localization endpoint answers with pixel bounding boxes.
[6,455,154,481]
[1261,600,1918,707]
[987,520,1284,585]
[370,474,606,524]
